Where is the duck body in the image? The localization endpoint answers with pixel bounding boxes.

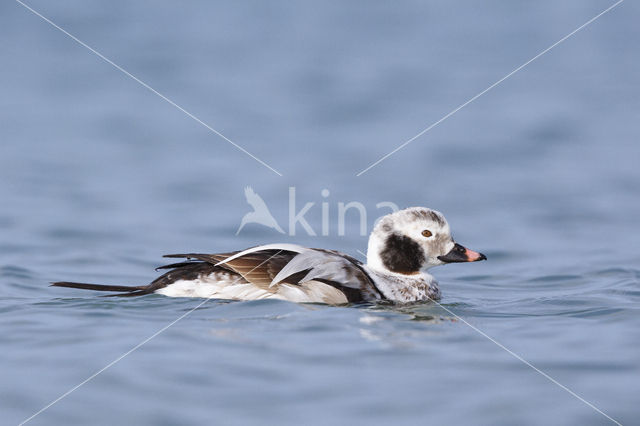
[152,246,441,304]
[52,207,485,304]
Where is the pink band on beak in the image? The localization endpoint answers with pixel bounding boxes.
[465,248,485,262]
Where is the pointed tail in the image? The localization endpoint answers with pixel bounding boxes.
[50,281,149,296]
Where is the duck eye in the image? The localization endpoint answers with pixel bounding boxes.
[421,229,432,238]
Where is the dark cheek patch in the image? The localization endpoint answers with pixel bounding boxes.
[380,233,425,274]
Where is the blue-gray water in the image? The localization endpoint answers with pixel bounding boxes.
[1,1,639,425]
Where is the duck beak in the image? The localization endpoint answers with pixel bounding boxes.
[438,243,487,263]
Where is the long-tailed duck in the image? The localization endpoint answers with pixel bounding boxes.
[52,207,486,304]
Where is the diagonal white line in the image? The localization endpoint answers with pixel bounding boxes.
[432,302,622,425]
[15,0,283,177]
[354,249,620,425]
[356,0,624,176]
[19,304,204,426]
[19,250,286,425]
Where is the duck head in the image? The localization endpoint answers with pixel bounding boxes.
[366,207,486,274]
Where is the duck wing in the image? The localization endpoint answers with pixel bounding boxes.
[162,244,384,302]
[269,248,384,301]
[162,248,296,289]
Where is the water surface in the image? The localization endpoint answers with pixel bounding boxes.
[1,1,639,425]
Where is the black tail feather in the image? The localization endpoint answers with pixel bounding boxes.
[155,261,200,271]
[50,281,147,294]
